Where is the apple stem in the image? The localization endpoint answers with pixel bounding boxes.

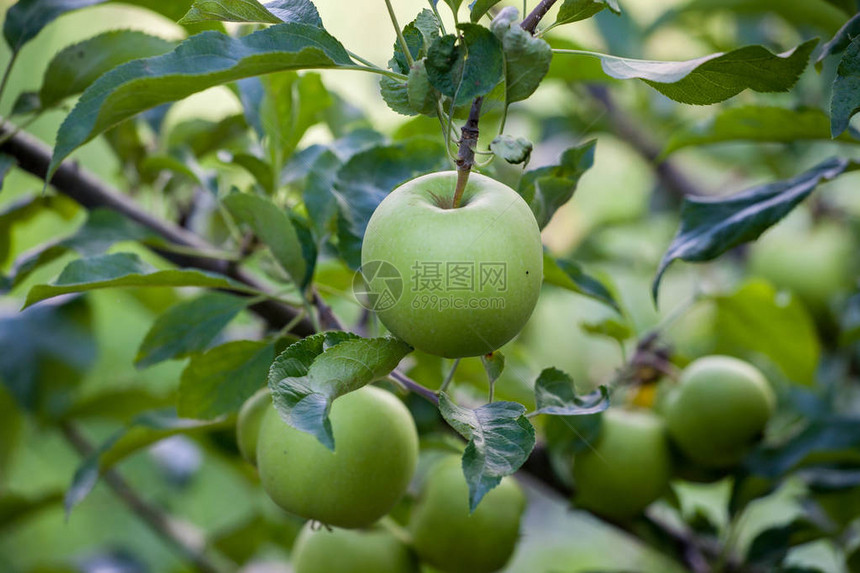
[453,97,484,208]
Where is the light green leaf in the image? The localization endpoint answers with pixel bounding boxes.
[532,367,610,416]
[24,252,258,308]
[135,293,249,368]
[179,340,275,419]
[481,351,505,385]
[0,491,64,533]
[831,36,860,138]
[562,39,818,105]
[48,23,354,180]
[470,0,503,22]
[222,192,307,287]
[581,318,633,344]
[490,134,533,164]
[38,31,175,109]
[179,0,281,24]
[438,392,535,511]
[555,0,620,27]
[491,7,552,103]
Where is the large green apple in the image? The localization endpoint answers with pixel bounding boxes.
[665,355,775,468]
[409,455,526,573]
[292,522,419,573]
[361,172,543,358]
[236,387,270,465]
[573,408,672,520]
[256,385,419,529]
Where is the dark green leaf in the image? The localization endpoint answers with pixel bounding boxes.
[532,367,610,416]
[491,7,552,103]
[264,0,323,26]
[543,253,619,311]
[0,491,64,533]
[268,333,412,449]
[831,36,860,137]
[66,409,231,515]
[518,139,595,228]
[38,30,175,109]
[662,106,859,158]
[841,294,860,346]
[222,192,306,287]
[24,252,258,308]
[653,158,855,299]
[817,13,860,66]
[469,0,502,22]
[481,351,505,385]
[425,24,504,105]
[407,61,439,115]
[490,134,533,164]
[555,0,620,27]
[10,91,42,116]
[221,152,274,194]
[713,281,820,385]
[333,139,448,268]
[135,293,249,368]
[48,23,354,180]
[747,518,825,567]
[565,40,818,105]
[0,154,16,193]
[438,392,535,511]
[3,0,106,53]
[179,340,275,419]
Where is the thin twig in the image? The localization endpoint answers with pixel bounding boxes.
[521,0,558,34]
[59,422,230,573]
[390,370,439,404]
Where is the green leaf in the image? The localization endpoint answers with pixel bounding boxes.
[653,158,855,299]
[65,409,230,515]
[469,0,502,22]
[38,30,175,109]
[817,13,860,67]
[831,36,860,137]
[532,367,610,416]
[261,0,323,26]
[24,252,258,308]
[0,191,76,266]
[61,388,174,423]
[0,491,64,533]
[518,139,595,228]
[662,106,859,157]
[48,23,354,180]
[268,333,412,450]
[407,60,439,115]
[490,7,552,104]
[0,154,16,193]
[135,293,249,368]
[425,24,504,105]
[179,340,276,419]
[565,39,818,105]
[746,518,824,568]
[438,392,535,511]
[3,0,107,54]
[481,351,505,385]
[490,134,533,164]
[221,152,275,194]
[222,192,307,287]
[841,294,860,346]
[555,0,620,27]
[713,281,820,385]
[581,317,633,344]
[333,139,448,268]
[179,0,282,24]
[543,253,619,311]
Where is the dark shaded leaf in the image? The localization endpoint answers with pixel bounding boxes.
[491,7,552,103]
[747,518,825,567]
[425,24,504,106]
[841,294,860,346]
[481,351,505,385]
[470,0,503,22]
[543,253,619,311]
[438,392,535,511]
[532,367,609,416]
[3,0,106,54]
[0,154,16,193]
[831,36,860,137]
[0,491,64,532]
[653,158,855,299]
[817,12,860,66]
[135,293,249,368]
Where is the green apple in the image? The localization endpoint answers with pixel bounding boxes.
[749,221,855,313]
[573,408,672,520]
[257,385,419,529]
[361,171,543,358]
[292,522,419,573]
[665,355,775,468]
[409,455,526,573]
[236,387,270,465]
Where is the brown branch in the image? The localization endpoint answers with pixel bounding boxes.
[0,122,315,337]
[60,422,230,573]
[521,0,559,34]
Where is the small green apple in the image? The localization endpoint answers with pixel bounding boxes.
[292,522,419,573]
[665,355,775,468]
[236,387,270,465]
[257,385,419,529]
[573,408,672,520]
[361,172,543,358]
[409,455,526,573]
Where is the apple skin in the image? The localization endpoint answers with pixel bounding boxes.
[256,385,419,529]
[236,387,270,465]
[665,356,775,468]
[573,408,672,520]
[409,455,526,573]
[361,171,543,358]
[292,522,419,573]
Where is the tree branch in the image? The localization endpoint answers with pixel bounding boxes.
[0,122,315,336]
[59,422,231,573]
[521,0,559,34]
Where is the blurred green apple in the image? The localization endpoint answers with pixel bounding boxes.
[236,387,270,465]
[573,408,672,520]
[257,385,419,528]
[292,522,419,573]
[665,356,775,468]
[361,172,543,358]
[409,455,526,573]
